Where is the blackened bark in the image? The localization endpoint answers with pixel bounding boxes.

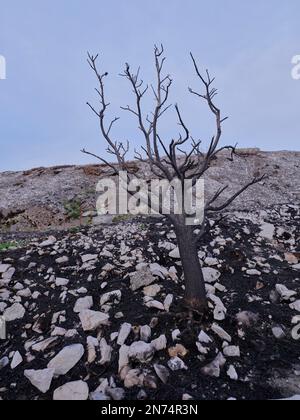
[174,223,208,312]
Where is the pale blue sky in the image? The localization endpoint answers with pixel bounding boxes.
[0,0,299,171]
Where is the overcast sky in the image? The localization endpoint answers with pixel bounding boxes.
[0,0,299,171]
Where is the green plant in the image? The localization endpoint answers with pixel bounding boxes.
[0,241,20,251]
[64,199,82,220]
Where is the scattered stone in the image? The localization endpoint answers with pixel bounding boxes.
[24,369,55,394]
[246,269,261,276]
[32,337,57,352]
[164,294,173,312]
[290,301,300,312]
[81,254,98,263]
[100,290,122,307]
[167,357,188,371]
[198,331,212,344]
[0,357,9,370]
[275,284,297,301]
[227,365,238,381]
[124,369,144,388]
[203,268,221,283]
[145,300,165,311]
[3,303,25,322]
[40,236,56,247]
[53,380,89,401]
[128,341,154,363]
[223,346,240,357]
[117,323,132,346]
[169,247,180,259]
[55,277,69,287]
[106,388,125,401]
[272,326,286,340]
[55,256,69,264]
[99,338,112,365]
[47,344,84,376]
[73,296,93,313]
[201,353,226,378]
[140,325,152,342]
[259,223,275,241]
[11,351,23,369]
[143,284,161,297]
[211,324,232,342]
[79,310,109,331]
[151,335,167,352]
[154,364,170,384]
[130,268,156,291]
[236,311,259,328]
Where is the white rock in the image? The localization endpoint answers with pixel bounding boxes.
[106,387,125,401]
[198,331,212,344]
[154,364,170,384]
[3,303,25,322]
[99,338,112,365]
[0,357,9,369]
[73,296,93,313]
[53,380,89,401]
[201,352,226,378]
[55,277,69,287]
[204,257,219,267]
[246,269,261,276]
[149,263,169,279]
[32,337,57,352]
[117,323,132,346]
[259,223,275,241]
[79,310,109,331]
[118,345,130,373]
[40,236,56,247]
[208,294,227,321]
[81,254,98,263]
[55,256,69,264]
[172,329,181,341]
[290,300,300,312]
[128,341,154,363]
[236,311,259,327]
[143,284,161,297]
[130,268,156,291]
[0,264,11,274]
[169,247,180,259]
[227,365,238,380]
[100,290,122,307]
[211,323,232,342]
[140,325,152,342]
[164,294,173,312]
[124,369,144,388]
[272,326,285,340]
[203,268,221,284]
[145,300,165,311]
[47,344,84,376]
[167,357,188,371]
[223,346,240,357]
[151,335,167,351]
[276,284,297,301]
[24,368,55,393]
[87,336,97,364]
[11,351,23,369]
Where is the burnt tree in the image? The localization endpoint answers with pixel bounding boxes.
[82,45,265,313]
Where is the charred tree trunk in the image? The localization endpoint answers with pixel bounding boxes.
[174,222,208,313]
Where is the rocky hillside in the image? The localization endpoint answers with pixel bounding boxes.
[0,150,299,232]
[0,204,299,400]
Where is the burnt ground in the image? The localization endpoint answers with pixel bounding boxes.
[0,204,299,400]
